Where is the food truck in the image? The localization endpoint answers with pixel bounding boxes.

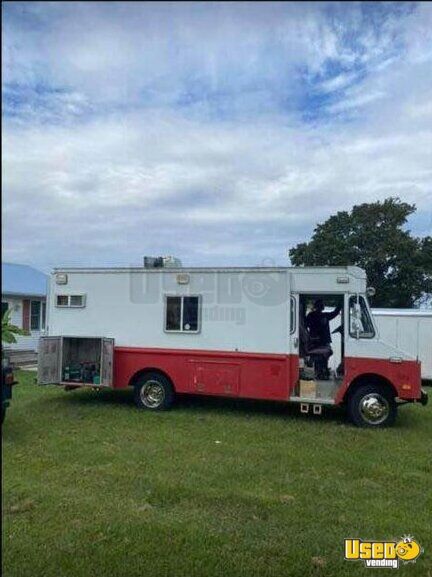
[38,262,428,427]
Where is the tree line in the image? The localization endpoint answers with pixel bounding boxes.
[289,198,432,308]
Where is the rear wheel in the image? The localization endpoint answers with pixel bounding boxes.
[347,384,397,427]
[134,372,174,411]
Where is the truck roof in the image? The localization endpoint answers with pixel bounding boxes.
[52,265,366,277]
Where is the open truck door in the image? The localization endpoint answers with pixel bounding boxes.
[289,293,299,374]
[101,338,114,387]
[38,336,114,387]
[38,336,62,385]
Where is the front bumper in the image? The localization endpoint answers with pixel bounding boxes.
[420,388,429,406]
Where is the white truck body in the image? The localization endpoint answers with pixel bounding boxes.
[47,266,372,356]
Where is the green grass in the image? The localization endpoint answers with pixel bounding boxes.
[2,371,431,577]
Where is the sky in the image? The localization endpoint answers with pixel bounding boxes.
[2,1,432,271]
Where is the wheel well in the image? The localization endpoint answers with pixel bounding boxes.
[128,368,175,390]
[344,374,397,401]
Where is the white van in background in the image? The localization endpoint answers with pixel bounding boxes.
[372,309,432,381]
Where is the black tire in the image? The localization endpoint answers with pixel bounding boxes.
[133,372,174,411]
[347,383,397,428]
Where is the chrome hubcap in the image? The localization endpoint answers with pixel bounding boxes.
[140,381,165,408]
[360,393,390,425]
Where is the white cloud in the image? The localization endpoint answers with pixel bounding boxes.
[2,2,432,270]
[3,99,431,269]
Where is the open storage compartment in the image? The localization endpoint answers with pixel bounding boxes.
[38,336,114,387]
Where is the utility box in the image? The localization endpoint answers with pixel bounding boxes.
[299,379,316,399]
[38,336,114,387]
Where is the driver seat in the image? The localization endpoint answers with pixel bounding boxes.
[299,317,333,379]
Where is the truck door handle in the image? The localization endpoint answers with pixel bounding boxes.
[294,337,299,349]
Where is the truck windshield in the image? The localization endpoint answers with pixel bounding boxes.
[349,295,375,338]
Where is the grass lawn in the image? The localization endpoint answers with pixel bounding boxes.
[2,370,431,577]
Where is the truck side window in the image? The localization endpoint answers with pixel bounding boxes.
[165,296,200,333]
[166,296,181,331]
[56,295,86,308]
[183,297,199,331]
[349,296,375,338]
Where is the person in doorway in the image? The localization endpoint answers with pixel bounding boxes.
[306,299,342,379]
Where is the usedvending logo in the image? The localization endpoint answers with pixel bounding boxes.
[344,536,423,568]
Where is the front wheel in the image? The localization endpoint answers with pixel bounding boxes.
[134,372,174,411]
[347,384,397,428]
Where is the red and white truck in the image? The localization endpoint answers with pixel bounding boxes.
[38,263,428,427]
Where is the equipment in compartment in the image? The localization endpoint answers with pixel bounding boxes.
[62,361,100,384]
[63,364,81,382]
[38,336,114,387]
[61,337,104,385]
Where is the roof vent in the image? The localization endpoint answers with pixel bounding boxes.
[143,256,163,268]
[143,256,182,269]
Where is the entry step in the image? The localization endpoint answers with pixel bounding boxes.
[289,396,335,406]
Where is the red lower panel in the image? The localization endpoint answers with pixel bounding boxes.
[114,347,298,402]
[336,357,422,403]
[114,347,421,404]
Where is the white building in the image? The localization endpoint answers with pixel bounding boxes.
[2,263,48,353]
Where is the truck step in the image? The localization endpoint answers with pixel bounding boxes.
[290,396,335,406]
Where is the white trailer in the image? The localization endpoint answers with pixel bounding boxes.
[372,309,432,381]
[38,265,428,427]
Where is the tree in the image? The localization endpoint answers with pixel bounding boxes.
[289,198,432,307]
[2,309,28,345]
